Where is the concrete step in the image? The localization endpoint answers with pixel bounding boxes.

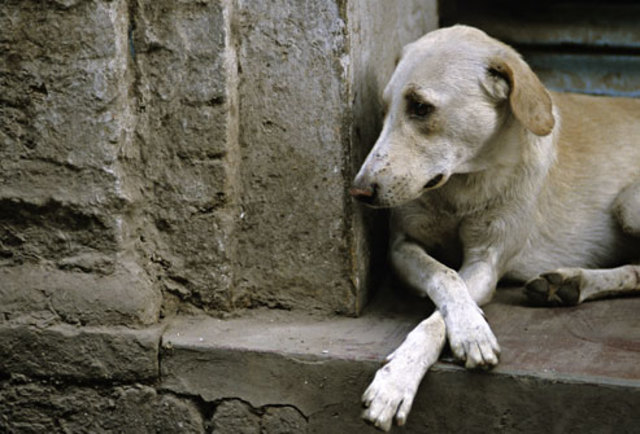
[160,286,640,433]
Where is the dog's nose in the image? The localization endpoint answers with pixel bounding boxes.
[424,173,446,190]
[349,183,378,204]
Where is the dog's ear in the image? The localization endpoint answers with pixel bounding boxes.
[487,54,555,136]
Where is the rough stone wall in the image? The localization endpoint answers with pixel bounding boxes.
[1,0,239,324]
[0,380,206,434]
[0,378,309,434]
[131,0,240,312]
[232,0,438,314]
[1,0,437,318]
[0,0,160,326]
[233,0,353,313]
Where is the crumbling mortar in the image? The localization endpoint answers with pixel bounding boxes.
[0,371,159,393]
[210,397,309,423]
[180,96,226,108]
[221,0,241,312]
[157,327,164,382]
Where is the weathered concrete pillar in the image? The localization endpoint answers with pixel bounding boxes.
[233,0,438,314]
[346,0,439,314]
[0,0,160,325]
[131,0,240,312]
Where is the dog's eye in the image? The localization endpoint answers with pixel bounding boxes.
[407,99,434,118]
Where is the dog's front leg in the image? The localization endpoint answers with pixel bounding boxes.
[362,310,446,431]
[392,238,501,368]
[361,237,500,431]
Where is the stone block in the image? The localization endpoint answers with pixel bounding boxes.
[261,406,308,434]
[159,311,410,416]
[132,0,239,311]
[0,0,161,323]
[0,322,163,382]
[209,399,308,434]
[233,0,438,314]
[0,0,134,266]
[0,263,160,326]
[210,400,262,434]
[105,386,205,433]
[234,0,350,313]
[0,381,204,433]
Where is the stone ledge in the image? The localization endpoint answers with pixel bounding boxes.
[160,287,640,433]
[1,287,638,432]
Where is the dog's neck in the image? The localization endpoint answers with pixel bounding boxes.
[433,109,559,216]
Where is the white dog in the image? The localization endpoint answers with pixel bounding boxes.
[351,25,640,431]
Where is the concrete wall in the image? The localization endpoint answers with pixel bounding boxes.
[0,0,438,322]
[233,0,437,314]
[0,0,161,326]
[131,0,241,313]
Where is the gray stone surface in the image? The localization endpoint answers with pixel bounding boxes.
[0,0,161,324]
[261,406,308,434]
[161,288,640,433]
[208,399,307,434]
[346,0,439,313]
[0,263,160,326]
[233,0,437,314]
[3,0,436,317]
[233,0,352,313]
[0,381,204,434]
[210,400,262,434]
[131,0,240,311]
[0,322,163,382]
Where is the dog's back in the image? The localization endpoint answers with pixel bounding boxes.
[505,93,640,280]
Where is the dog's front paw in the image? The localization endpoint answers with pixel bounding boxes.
[361,356,421,431]
[362,313,446,430]
[443,303,500,369]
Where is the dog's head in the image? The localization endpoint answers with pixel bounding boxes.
[351,25,554,208]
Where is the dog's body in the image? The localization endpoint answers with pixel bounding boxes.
[396,91,640,282]
[351,25,640,431]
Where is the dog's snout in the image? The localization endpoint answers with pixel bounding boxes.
[350,183,378,204]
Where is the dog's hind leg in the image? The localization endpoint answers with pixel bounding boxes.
[525,265,640,306]
[526,179,640,306]
[613,177,640,238]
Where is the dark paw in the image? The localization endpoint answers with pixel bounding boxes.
[524,272,581,306]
